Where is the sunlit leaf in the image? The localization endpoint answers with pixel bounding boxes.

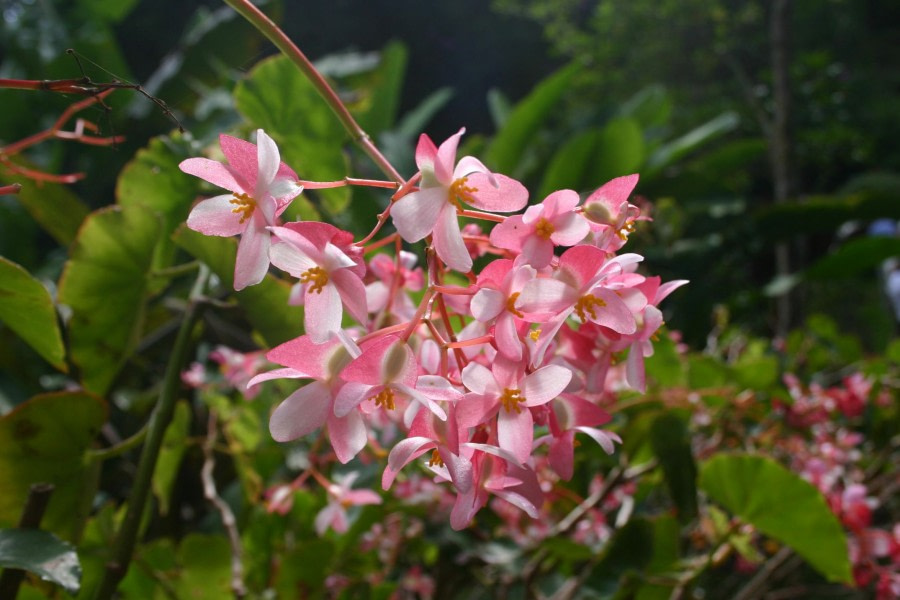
[592,118,645,185]
[0,392,106,538]
[355,41,408,136]
[234,55,350,216]
[0,528,81,594]
[699,453,852,584]
[485,62,580,174]
[58,205,160,395]
[0,257,66,371]
[538,129,599,198]
[646,111,739,174]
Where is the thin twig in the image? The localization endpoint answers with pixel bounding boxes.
[202,412,247,599]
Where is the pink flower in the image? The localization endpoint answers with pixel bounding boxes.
[390,128,527,272]
[582,174,642,251]
[314,472,381,535]
[180,129,303,290]
[247,334,368,464]
[268,223,367,344]
[365,251,424,321]
[469,259,538,361]
[538,393,620,480]
[460,357,572,463]
[490,189,591,268]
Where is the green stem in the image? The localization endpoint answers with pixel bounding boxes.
[222,0,405,185]
[86,423,149,462]
[94,266,209,600]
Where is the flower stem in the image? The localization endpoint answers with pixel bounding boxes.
[94,266,209,600]
[222,0,405,185]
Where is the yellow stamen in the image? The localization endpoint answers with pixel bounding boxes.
[506,292,524,318]
[448,176,477,208]
[428,449,444,467]
[230,192,256,224]
[500,388,526,414]
[529,329,541,342]
[371,387,396,410]
[574,294,606,323]
[617,220,636,241]
[535,217,555,240]
[299,266,329,294]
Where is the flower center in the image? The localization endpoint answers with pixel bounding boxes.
[370,387,395,410]
[529,328,541,342]
[506,292,524,318]
[230,192,256,224]
[574,294,607,323]
[300,266,329,294]
[500,387,526,414]
[535,217,555,240]
[448,176,477,208]
[428,449,444,467]
[617,219,636,241]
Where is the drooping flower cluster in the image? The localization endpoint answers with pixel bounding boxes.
[181,128,686,530]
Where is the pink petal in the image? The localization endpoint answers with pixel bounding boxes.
[558,245,608,290]
[414,376,463,401]
[656,279,689,303]
[383,436,435,489]
[234,214,270,290]
[492,489,539,519]
[391,187,446,243]
[268,239,316,277]
[489,215,527,251]
[521,235,554,269]
[255,129,280,194]
[549,431,575,480]
[304,282,343,344]
[626,342,646,392]
[434,128,465,184]
[586,288,637,334]
[333,381,374,417]
[585,173,639,207]
[269,381,331,442]
[543,189,580,216]
[432,203,472,272]
[331,269,368,325]
[343,489,382,506]
[470,288,505,322]
[180,158,245,193]
[518,277,574,314]
[522,364,572,406]
[414,134,438,173]
[461,362,495,395]
[498,407,534,463]
[396,383,447,421]
[575,426,621,455]
[219,134,259,191]
[494,312,523,361]
[186,194,247,237]
[247,367,308,389]
[327,409,367,464]
[550,212,590,246]
[466,173,528,212]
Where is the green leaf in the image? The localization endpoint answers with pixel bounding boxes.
[485,62,580,174]
[116,134,199,249]
[152,401,190,516]
[172,535,233,599]
[58,205,160,395]
[0,392,106,538]
[355,41,408,135]
[618,85,672,130]
[0,528,81,594]
[699,453,852,584]
[591,118,645,185]
[172,227,302,346]
[650,413,698,522]
[538,129,600,198]
[0,257,66,371]
[234,55,350,216]
[806,237,900,279]
[645,111,740,174]
[2,173,90,246]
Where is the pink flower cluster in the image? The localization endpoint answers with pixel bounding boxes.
[181,128,686,529]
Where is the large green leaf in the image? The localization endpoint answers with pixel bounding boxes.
[484,62,580,174]
[699,453,852,584]
[354,41,408,136]
[0,528,81,594]
[172,227,302,346]
[1,173,90,246]
[537,129,599,198]
[0,392,106,538]
[645,111,739,175]
[58,205,160,395]
[591,118,645,185]
[0,257,66,371]
[234,55,350,216]
[806,237,900,279]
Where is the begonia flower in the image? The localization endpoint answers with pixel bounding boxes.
[181,129,303,290]
[315,472,382,535]
[268,224,367,344]
[391,128,527,272]
[490,189,590,268]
